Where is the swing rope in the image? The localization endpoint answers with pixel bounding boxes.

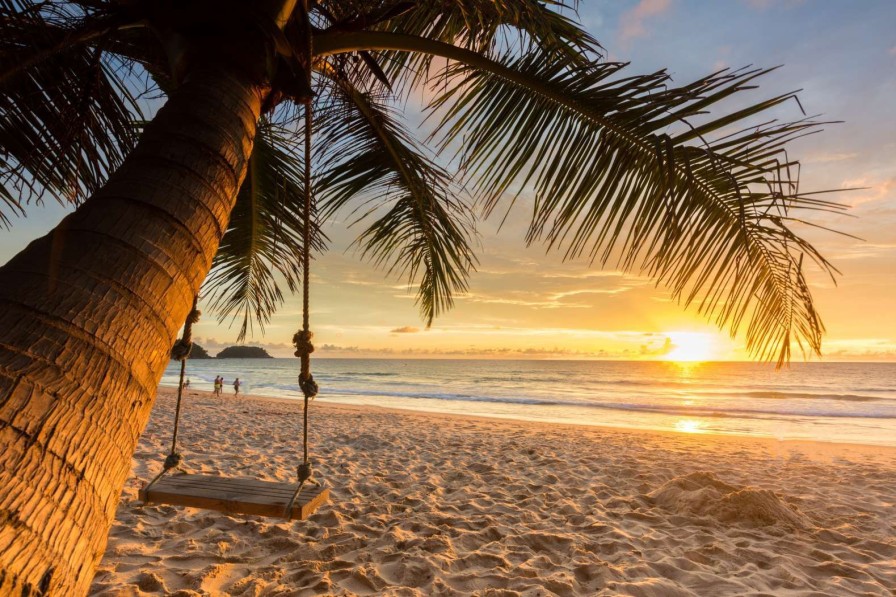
[146,296,200,491]
[285,2,317,516]
[147,5,322,517]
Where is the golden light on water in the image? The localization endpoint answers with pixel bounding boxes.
[674,419,705,434]
[664,332,716,363]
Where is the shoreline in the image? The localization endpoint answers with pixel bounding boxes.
[162,383,896,455]
[92,387,896,595]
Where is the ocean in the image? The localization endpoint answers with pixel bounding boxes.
[161,359,896,447]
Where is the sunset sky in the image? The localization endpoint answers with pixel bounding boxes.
[2,0,894,361]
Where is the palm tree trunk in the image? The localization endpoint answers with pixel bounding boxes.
[0,66,267,595]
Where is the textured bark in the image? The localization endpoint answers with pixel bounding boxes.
[0,67,266,596]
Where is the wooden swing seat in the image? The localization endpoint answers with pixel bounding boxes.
[139,473,329,520]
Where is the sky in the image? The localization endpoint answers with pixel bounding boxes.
[2,0,895,361]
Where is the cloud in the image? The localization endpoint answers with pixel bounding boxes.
[805,152,858,164]
[824,338,896,361]
[640,336,674,356]
[390,326,420,334]
[539,270,630,280]
[619,0,672,44]
[889,45,896,56]
[459,292,591,310]
[548,287,637,300]
[743,0,806,10]
[840,176,895,206]
[831,242,896,261]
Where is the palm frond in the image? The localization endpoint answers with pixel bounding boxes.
[428,50,844,364]
[0,0,142,223]
[380,0,599,59]
[316,0,600,97]
[316,80,476,326]
[202,119,326,341]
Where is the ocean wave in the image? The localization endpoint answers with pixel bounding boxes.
[160,361,896,426]
[462,376,894,399]
[336,388,558,406]
[195,375,896,420]
[694,390,890,402]
[579,402,896,421]
[310,388,896,421]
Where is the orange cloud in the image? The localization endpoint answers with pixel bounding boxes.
[619,0,672,44]
[390,326,421,334]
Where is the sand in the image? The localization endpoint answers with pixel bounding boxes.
[89,387,896,596]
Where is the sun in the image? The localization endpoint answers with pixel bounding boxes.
[674,419,705,434]
[664,332,716,362]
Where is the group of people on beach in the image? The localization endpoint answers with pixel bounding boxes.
[213,376,241,396]
[181,376,242,395]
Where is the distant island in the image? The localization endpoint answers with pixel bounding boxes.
[188,344,211,359]
[215,345,274,359]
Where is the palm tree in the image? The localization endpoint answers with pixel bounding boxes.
[0,0,842,593]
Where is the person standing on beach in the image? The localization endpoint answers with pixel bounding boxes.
[214,376,222,396]
[234,378,241,396]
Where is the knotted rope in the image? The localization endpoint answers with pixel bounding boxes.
[285,4,317,516]
[145,297,200,492]
[292,70,317,481]
[294,330,318,400]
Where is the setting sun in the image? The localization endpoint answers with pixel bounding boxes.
[674,419,705,434]
[664,332,716,362]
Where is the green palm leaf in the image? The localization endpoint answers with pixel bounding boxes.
[316,80,476,326]
[202,119,326,341]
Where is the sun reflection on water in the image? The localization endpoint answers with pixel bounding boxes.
[674,419,705,434]
[670,360,705,378]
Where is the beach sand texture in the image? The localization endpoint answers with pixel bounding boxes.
[90,388,896,596]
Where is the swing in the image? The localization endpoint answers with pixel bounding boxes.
[140,60,327,519]
[138,313,328,520]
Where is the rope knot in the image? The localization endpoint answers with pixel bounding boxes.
[293,330,315,357]
[299,374,318,398]
[297,462,312,483]
[170,339,192,361]
[163,452,182,470]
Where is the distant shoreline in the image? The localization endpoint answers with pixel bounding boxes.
[157,379,896,451]
[185,356,896,364]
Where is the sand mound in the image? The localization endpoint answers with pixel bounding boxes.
[648,472,807,529]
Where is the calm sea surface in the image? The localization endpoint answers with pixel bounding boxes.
[161,359,896,447]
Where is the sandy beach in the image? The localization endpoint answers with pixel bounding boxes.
[89,387,896,596]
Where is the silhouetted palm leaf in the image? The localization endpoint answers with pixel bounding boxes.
[202,119,327,341]
[0,0,845,362]
[316,80,476,325]
[376,0,600,90]
[0,0,142,223]
[427,48,844,364]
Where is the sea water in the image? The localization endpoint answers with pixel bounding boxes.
[162,359,896,447]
